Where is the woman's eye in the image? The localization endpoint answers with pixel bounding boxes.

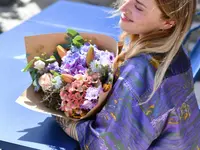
[135,5,143,11]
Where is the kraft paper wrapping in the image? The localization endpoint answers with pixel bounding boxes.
[16,32,118,121]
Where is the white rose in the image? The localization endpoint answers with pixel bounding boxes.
[38,73,53,91]
[34,60,45,70]
[52,76,63,89]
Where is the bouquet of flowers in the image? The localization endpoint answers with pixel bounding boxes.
[17,29,118,120]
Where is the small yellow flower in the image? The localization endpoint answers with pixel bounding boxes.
[103,84,111,92]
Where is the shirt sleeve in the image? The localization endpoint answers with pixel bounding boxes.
[75,60,157,150]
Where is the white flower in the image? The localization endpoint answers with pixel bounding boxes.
[100,57,111,67]
[52,76,63,89]
[34,60,45,70]
[90,60,102,73]
[38,73,53,91]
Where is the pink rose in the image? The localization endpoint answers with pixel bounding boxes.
[38,73,53,91]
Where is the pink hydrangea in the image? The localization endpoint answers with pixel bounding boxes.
[60,73,101,117]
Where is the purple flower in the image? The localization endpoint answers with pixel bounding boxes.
[85,86,101,101]
[46,62,60,72]
[80,100,97,110]
[60,42,115,76]
[81,43,90,52]
[76,65,87,74]
[109,53,115,61]
[62,52,79,65]
[98,51,115,67]
[71,45,80,53]
[60,53,87,75]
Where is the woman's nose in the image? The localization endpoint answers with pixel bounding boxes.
[119,0,133,12]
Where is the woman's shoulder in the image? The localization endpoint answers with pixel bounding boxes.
[116,53,156,98]
[116,47,194,102]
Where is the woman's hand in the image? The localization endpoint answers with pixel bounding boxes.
[56,117,79,141]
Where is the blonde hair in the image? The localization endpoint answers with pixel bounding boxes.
[113,0,197,100]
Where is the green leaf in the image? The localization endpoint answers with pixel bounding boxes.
[34,56,41,60]
[33,79,37,87]
[52,78,57,84]
[65,36,72,43]
[53,51,61,62]
[33,78,41,92]
[60,43,71,50]
[67,29,79,38]
[29,68,38,80]
[72,35,84,48]
[74,35,84,42]
[45,55,56,62]
[22,59,35,72]
[50,70,60,77]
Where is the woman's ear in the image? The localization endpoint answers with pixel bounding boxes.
[160,20,176,30]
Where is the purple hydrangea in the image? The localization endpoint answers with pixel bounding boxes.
[60,47,87,75]
[59,42,114,76]
[71,45,80,53]
[80,42,90,54]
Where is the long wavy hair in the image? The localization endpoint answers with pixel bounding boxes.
[113,0,197,100]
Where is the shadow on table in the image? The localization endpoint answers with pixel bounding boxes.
[0,140,38,150]
[17,117,80,150]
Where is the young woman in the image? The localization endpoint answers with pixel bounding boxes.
[57,0,200,149]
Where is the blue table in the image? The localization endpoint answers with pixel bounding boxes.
[0,1,120,149]
[29,0,120,40]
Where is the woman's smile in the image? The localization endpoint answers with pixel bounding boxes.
[121,12,134,22]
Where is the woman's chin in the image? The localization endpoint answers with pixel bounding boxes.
[119,22,145,35]
[119,24,137,34]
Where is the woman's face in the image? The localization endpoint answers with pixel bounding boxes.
[119,0,169,35]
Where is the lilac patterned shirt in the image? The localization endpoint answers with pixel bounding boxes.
[72,48,200,150]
